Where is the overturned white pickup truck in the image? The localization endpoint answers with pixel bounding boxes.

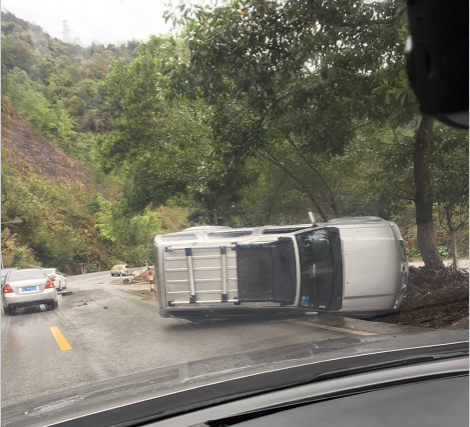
[153,217,408,320]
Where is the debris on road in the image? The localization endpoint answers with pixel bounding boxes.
[111,268,156,293]
[103,306,108,309]
[133,268,155,283]
[73,297,94,306]
[120,289,156,301]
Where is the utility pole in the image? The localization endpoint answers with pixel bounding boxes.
[62,20,72,44]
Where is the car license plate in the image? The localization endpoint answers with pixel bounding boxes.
[22,286,37,292]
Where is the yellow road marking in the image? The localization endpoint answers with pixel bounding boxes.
[50,326,72,351]
[288,320,377,336]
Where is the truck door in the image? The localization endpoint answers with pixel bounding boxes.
[236,238,296,304]
[295,228,343,311]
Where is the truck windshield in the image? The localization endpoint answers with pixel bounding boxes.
[296,229,335,309]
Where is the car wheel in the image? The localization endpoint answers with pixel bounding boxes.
[3,307,9,315]
[63,281,67,290]
[49,301,58,310]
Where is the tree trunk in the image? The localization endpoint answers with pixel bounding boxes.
[413,115,445,269]
[450,230,459,273]
[207,206,217,225]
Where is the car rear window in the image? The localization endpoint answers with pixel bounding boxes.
[8,270,47,281]
[43,269,54,274]
[113,265,125,268]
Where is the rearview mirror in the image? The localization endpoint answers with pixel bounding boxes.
[405,0,468,129]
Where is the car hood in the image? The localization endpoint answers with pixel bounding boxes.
[1,329,467,427]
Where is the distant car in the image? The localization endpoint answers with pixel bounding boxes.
[110,265,134,277]
[1,268,18,285]
[43,268,67,291]
[2,268,58,315]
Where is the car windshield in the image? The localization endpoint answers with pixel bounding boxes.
[1,1,468,426]
[7,270,46,281]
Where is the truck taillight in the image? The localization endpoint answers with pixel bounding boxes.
[45,279,55,289]
[3,284,13,293]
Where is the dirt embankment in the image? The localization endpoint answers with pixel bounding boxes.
[1,112,91,186]
[382,266,469,330]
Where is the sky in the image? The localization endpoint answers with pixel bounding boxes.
[1,0,178,46]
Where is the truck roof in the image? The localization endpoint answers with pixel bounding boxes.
[154,217,393,246]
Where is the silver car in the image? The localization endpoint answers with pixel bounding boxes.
[2,269,58,315]
[110,264,134,277]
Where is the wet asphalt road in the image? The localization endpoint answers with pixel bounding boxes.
[1,271,422,408]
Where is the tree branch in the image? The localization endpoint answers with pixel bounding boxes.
[284,134,337,215]
[256,147,327,221]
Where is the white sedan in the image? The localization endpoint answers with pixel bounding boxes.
[2,269,58,315]
[43,268,67,291]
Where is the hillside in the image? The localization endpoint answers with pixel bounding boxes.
[2,107,91,186]
[0,11,189,274]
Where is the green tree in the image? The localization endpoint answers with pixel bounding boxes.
[165,0,462,268]
[99,36,252,221]
[1,34,37,74]
[94,196,163,265]
[431,126,469,271]
[163,0,407,221]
